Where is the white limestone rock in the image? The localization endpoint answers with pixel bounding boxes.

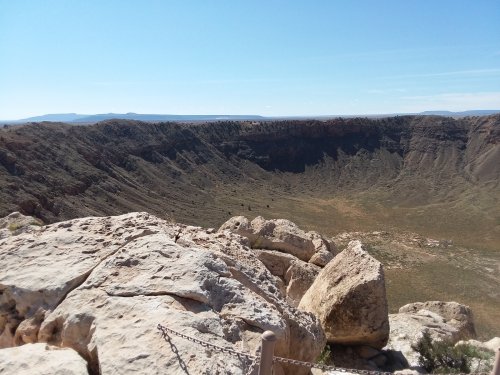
[0,343,88,375]
[299,240,389,349]
[0,212,325,375]
[219,215,336,263]
[385,301,474,368]
[398,301,476,340]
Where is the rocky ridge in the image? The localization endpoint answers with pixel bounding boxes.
[0,212,327,374]
[1,212,498,375]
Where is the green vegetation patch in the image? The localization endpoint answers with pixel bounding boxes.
[412,331,493,373]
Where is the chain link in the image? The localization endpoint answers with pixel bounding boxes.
[157,323,490,375]
[157,323,258,363]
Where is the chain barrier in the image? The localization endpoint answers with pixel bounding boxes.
[157,323,491,375]
[157,324,258,362]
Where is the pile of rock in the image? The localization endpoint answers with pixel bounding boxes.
[219,216,337,307]
[1,212,498,374]
[0,213,325,375]
[220,218,392,372]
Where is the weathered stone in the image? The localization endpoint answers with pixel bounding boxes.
[0,213,139,347]
[0,211,42,240]
[218,215,252,236]
[309,248,334,267]
[0,212,325,375]
[252,250,320,307]
[398,301,476,340]
[254,249,296,278]
[284,260,320,307]
[484,337,500,352]
[385,306,466,368]
[0,343,88,375]
[299,240,389,348]
[219,216,336,263]
[309,237,336,266]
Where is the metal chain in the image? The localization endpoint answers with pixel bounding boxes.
[157,323,258,363]
[272,354,393,374]
[157,324,490,375]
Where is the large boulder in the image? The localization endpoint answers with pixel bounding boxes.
[299,240,389,349]
[0,343,88,375]
[219,216,336,264]
[398,301,476,340]
[0,212,325,375]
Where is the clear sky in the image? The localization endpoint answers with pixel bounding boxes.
[1,0,499,119]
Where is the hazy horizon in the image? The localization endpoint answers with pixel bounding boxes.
[1,1,499,119]
[3,109,500,123]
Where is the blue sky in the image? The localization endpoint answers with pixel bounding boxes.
[1,0,499,119]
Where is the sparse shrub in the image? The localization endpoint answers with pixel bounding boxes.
[317,344,332,365]
[7,223,22,232]
[412,331,493,373]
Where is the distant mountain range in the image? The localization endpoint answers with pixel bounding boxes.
[1,113,266,124]
[2,110,500,124]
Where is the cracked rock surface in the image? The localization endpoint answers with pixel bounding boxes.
[299,240,389,349]
[0,212,325,375]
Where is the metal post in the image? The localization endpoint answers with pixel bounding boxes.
[258,330,276,375]
[492,348,500,375]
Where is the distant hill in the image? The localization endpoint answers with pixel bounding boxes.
[418,110,500,116]
[3,113,266,124]
[2,110,500,124]
[12,113,89,123]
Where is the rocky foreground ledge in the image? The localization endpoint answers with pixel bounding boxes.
[0,212,498,375]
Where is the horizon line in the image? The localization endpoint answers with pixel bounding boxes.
[2,109,500,123]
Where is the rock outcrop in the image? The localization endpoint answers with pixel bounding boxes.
[0,212,325,375]
[385,301,478,368]
[219,216,335,306]
[0,343,88,375]
[398,301,476,340]
[299,240,389,349]
[0,211,42,240]
[219,216,336,265]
